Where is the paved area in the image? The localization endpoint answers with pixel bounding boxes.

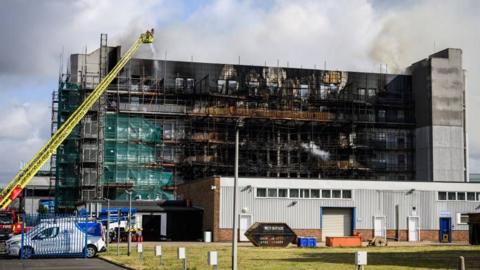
[0,257,127,270]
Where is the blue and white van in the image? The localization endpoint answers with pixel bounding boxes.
[5,220,106,258]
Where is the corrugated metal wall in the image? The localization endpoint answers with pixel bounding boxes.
[220,186,477,231]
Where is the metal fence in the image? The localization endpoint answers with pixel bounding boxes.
[17,214,103,259]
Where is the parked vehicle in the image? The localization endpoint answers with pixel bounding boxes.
[5,220,106,258]
[97,208,142,242]
[0,210,30,254]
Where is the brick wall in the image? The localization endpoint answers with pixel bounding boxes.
[452,230,469,241]
[420,230,438,241]
[218,227,469,242]
[217,229,233,242]
[387,229,408,241]
[177,177,220,241]
[357,229,469,242]
[355,229,373,241]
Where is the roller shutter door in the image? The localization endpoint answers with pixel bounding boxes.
[322,208,352,241]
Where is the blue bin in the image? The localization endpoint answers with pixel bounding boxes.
[307,237,317,248]
[297,237,309,247]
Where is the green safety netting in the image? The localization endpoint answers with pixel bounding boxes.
[55,83,83,210]
[54,187,79,211]
[56,87,174,207]
[103,113,174,201]
[59,89,81,112]
[103,165,172,185]
[104,143,156,164]
[57,140,80,163]
[105,114,162,142]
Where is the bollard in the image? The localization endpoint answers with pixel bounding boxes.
[178,247,187,270]
[155,245,163,265]
[137,242,143,262]
[458,256,465,270]
[208,251,219,270]
[204,231,212,243]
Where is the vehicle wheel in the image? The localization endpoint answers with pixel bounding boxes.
[374,237,387,247]
[85,245,97,258]
[21,246,34,259]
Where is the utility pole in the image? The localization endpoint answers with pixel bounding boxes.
[231,119,244,270]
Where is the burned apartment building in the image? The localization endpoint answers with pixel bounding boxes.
[52,36,466,210]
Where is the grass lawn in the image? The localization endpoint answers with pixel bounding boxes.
[100,243,480,270]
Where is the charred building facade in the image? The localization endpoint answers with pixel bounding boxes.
[52,38,466,210]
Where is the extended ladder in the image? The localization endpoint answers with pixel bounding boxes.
[0,30,155,209]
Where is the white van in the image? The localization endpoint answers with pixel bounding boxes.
[5,220,106,258]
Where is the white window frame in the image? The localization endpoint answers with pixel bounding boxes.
[342,190,353,199]
[278,188,288,198]
[289,189,300,198]
[311,189,321,199]
[267,188,278,198]
[456,213,469,225]
[254,187,353,200]
[255,188,267,198]
[332,189,342,199]
[437,191,447,201]
[321,189,332,199]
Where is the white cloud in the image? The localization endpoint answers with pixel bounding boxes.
[0,102,50,140]
[150,0,381,71]
[0,102,50,184]
[368,0,480,172]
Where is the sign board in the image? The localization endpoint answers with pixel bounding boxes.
[177,247,186,259]
[440,211,451,217]
[355,251,367,265]
[244,222,296,247]
[155,245,162,256]
[208,251,218,266]
[137,243,143,253]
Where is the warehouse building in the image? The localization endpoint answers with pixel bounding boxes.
[53,34,474,241]
[179,177,480,242]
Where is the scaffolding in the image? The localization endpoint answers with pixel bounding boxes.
[54,80,82,210]
[54,41,416,209]
[103,114,174,200]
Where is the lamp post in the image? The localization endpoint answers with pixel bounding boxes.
[231,118,244,270]
[125,190,132,256]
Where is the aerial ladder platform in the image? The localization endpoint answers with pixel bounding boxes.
[0,29,155,210]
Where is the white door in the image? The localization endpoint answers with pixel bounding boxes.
[322,208,352,241]
[408,216,420,242]
[373,216,386,238]
[239,215,252,242]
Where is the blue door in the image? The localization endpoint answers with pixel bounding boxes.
[439,217,451,242]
